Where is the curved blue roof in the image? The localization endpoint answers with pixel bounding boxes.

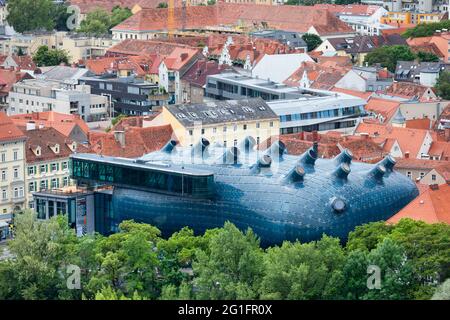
[102,138,419,245]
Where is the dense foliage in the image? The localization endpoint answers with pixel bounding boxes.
[435,71,450,100]
[0,211,448,300]
[301,33,323,52]
[77,6,132,36]
[33,45,70,67]
[363,45,439,72]
[403,20,450,38]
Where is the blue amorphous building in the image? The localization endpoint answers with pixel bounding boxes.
[70,138,419,245]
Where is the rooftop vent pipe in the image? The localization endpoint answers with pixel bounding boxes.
[285,164,305,183]
[239,136,256,154]
[334,163,351,179]
[266,140,286,159]
[300,147,317,165]
[335,149,353,165]
[370,164,386,180]
[222,147,240,165]
[161,140,177,153]
[379,155,396,171]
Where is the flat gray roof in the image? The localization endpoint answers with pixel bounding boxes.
[71,153,214,176]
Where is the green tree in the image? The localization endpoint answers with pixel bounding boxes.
[259,236,345,299]
[435,71,450,100]
[403,20,450,38]
[157,2,168,8]
[207,0,216,5]
[78,8,111,36]
[416,51,439,62]
[33,46,70,67]
[6,0,56,33]
[193,222,264,300]
[301,33,323,52]
[110,6,133,28]
[363,45,416,72]
[0,211,79,300]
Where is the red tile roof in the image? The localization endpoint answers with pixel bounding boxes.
[0,112,27,142]
[181,59,231,88]
[330,87,373,100]
[314,4,381,16]
[107,39,197,57]
[23,127,89,164]
[387,184,450,224]
[10,112,90,138]
[112,3,354,35]
[85,54,161,76]
[429,141,450,160]
[364,97,401,123]
[406,118,433,130]
[395,158,449,170]
[385,81,437,101]
[0,69,33,96]
[69,0,161,14]
[89,124,174,158]
[355,121,432,158]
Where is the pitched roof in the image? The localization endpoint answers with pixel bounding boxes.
[252,53,314,83]
[364,97,401,123]
[181,59,231,88]
[314,4,381,16]
[162,47,199,71]
[112,3,354,35]
[0,69,32,96]
[395,158,449,170]
[428,141,450,160]
[385,82,436,101]
[10,112,90,139]
[0,112,27,142]
[387,184,450,224]
[23,127,89,163]
[107,39,196,56]
[68,0,161,14]
[85,54,162,76]
[89,124,174,158]
[355,121,431,158]
[406,118,433,130]
[331,87,373,100]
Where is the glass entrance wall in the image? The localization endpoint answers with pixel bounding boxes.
[70,158,215,198]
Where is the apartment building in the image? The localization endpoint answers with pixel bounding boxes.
[23,125,88,210]
[0,111,26,224]
[8,79,109,122]
[150,98,279,147]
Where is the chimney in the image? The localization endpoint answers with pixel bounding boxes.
[26,121,36,131]
[312,130,318,143]
[404,151,410,159]
[429,184,439,190]
[181,53,189,61]
[113,131,126,147]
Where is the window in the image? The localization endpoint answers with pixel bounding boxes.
[432,174,436,181]
[51,163,58,172]
[19,187,23,198]
[51,178,58,189]
[62,162,68,170]
[63,177,69,187]
[213,127,217,133]
[13,168,18,179]
[1,153,5,162]
[201,128,205,135]
[243,124,247,130]
[234,139,237,147]
[29,182,35,192]
[13,150,18,161]
[420,172,425,179]
[2,189,6,200]
[407,171,412,179]
[256,122,260,129]
[40,180,47,191]
[1,170,6,181]
[40,164,47,174]
[189,130,193,136]
[28,166,35,175]
[14,187,18,198]
[223,140,227,147]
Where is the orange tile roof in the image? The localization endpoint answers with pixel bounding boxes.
[10,112,90,138]
[85,54,162,76]
[429,141,450,160]
[89,124,175,158]
[0,69,32,96]
[406,118,432,130]
[69,0,161,14]
[364,97,401,123]
[355,121,432,158]
[314,4,381,16]
[330,87,373,100]
[107,39,196,56]
[395,158,449,170]
[112,3,354,35]
[0,112,27,142]
[387,184,450,224]
[385,82,436,101]
[162,47,199,71]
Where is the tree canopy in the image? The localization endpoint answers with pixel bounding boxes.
[0,212,448,300]
[363,45,439,72]
[301,33,323,52]
[403,20,450,38]
[435,71,450,100]
[77,7,132,36]
[33,45,70,67]
[6,0,56,33]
